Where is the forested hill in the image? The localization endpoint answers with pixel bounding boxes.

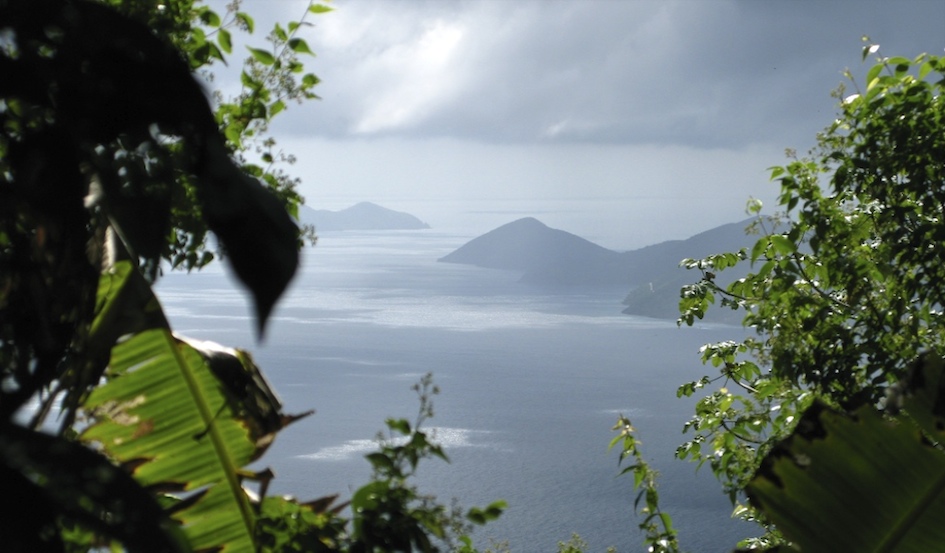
[299,202,430,231]
[439,217,765,317]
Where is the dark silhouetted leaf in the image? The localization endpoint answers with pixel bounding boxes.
[0,423,191,553]
[747,398,945,553]
[195,136,299,336]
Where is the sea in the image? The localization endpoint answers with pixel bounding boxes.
[154,223,757,552]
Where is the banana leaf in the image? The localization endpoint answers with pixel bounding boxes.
[746,360,945,553]
[80,261,305,551]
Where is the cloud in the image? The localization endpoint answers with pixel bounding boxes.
[350,18,466,134]
[268,0,944,149]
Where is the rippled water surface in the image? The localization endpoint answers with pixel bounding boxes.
[156,229,754,551]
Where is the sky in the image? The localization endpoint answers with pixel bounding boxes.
[223,0,945,249]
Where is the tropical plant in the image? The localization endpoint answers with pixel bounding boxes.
[661,42,945,549]
[0,1,500,550]
[744,353,945,553]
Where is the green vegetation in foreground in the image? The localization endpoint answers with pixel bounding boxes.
[5,0,945,549]
[613,42,945,552]
[0,1,501,550]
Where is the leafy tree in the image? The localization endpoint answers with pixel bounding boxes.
[663,42,945,549]
[0,1,499,551]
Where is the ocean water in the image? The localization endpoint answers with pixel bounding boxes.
[155,228,756,552]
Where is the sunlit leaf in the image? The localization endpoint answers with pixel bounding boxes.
[769,234,796,255]
[750,237,766,263]
[198,8,221,27]
[273,23,288,42]
[83,325,257,550]
[80,263,302,550]
[235,12,255,33]
[288,37,314,55]
[302,73,319,88]
[218,29,232,54]
[247,46,275,66]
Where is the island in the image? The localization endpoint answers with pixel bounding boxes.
[440,216,766,319]
[298,202,430,231]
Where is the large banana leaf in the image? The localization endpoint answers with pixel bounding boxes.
[81,261,303,552]
[746,356,945,553]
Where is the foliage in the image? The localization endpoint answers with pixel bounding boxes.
[81,260,301,550]
[350,375,506,553]
[0,1,501,551]
[610,416,682,553]
[251,374,504,553]
[669,42,945,548]
[746,353,945,553]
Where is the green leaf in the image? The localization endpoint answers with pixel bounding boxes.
[224,123,242,146]
[288,37,314,55]
[198,8,221,27]
[235,12,255,33]
[301,73,320,88]
[770,234,796,255]
[218,29,232,54]
[750,237,767,263]
[273,23,288,43]
[247,46,275,66]
[466,501,506,525]
[191,42,210,66]
[269,99,285,117]
[309,4,334,14]
[387,418,411,435]
[365,452,395,471]
[82,327,259,551]
[747,400,945,553]
[206,42,225,64]
[886,56,912,68]
[79,263,298,551]
[866,62,884,85]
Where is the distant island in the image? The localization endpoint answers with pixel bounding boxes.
[439,217,632,286]
[439,216,765,320]
[298,202,430,231]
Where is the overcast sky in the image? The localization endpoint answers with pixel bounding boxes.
[232,0,945,248]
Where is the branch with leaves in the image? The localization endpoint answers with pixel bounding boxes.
[669,42,945,549]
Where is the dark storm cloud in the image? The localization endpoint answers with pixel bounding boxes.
[272,0,944,149]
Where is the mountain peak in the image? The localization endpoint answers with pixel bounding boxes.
[505,216,546,227]
[348,201,384,210]
[439,218,629,286]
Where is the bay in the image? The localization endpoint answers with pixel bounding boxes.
[156,228,754,552]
